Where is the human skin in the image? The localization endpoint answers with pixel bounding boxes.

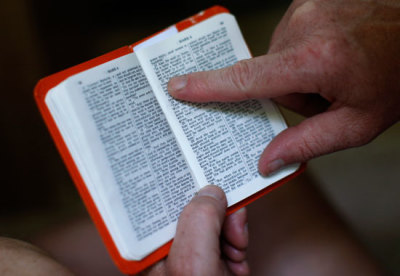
[10,2,397,275]
[142,185,249,276]
[0,237,73,276]
[168,0,400,176]
[0,186,248,276]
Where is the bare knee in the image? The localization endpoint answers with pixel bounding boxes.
[0,237,73,276]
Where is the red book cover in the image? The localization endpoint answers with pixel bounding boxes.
[34,6,305,274]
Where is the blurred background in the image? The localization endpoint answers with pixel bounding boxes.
[0,0,399,275]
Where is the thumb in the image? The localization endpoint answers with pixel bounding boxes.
[167,185,227,275]
[258,107,372,176]
[168,52,317,102]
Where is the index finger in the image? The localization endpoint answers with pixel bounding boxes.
[167,51,319,102]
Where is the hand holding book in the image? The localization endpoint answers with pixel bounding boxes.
[35,6,303,274]
[144,185,249,275]
[33,1,400,274]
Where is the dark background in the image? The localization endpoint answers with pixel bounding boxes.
[0,0,399,274]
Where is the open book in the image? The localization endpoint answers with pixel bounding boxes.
[35,6,303,274]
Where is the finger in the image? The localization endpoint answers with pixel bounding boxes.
[273,93,331,117]
[168,51,319,103]
[226,260,250,276]
[258,106,373,176]
[221,241,246,262]
[222,208,248,251]
[167,185,227,274]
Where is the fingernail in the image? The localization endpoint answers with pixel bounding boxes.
[265,159,284,176]
[168,75,187,93]
[197,185,225,202]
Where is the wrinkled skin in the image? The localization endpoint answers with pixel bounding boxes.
[141,186,249,276]
[168,0,400,176]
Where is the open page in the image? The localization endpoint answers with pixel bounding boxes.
[137,13,300,206]
[45,53,198,260]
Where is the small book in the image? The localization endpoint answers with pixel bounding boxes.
[34,6,304,274]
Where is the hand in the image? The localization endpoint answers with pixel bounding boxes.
[143,185,249,276]
[168,0,400,176]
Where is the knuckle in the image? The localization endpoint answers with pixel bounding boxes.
[305,39,344,71]
[301,38,351,91]
[195,200,220,219]
[298,134,321,160]
[293,122,328,161]
[318,39,348,69]
[180,197,221,223]
[290,0,318,25]
[228,60,253,96]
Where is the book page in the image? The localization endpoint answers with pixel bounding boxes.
[46,53,197,260]
[137,13,300,206]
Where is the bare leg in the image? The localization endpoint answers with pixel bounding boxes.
[247,172,383,276]
[0,237,73,276]
[30,172,383,275]
[33,218,123,276]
